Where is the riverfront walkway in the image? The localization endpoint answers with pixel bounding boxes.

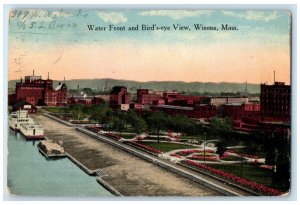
[34,114,218,196]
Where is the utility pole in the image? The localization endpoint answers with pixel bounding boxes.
[203,132,206,165]
[244,80,248,96]
[240,155,244,177]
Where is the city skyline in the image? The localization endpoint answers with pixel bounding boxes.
[9,9,291,84]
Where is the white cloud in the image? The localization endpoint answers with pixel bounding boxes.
[97,12,128,24]
[139,10,213,20]
[221,10,280,22]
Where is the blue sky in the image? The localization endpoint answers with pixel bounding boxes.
[9,9,290,45]
[8,9,291,83]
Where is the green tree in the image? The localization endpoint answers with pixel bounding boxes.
[70,104,84,121]
[215,141,227,157]
[111,117,125,136]
[90,103,111,124]
[169,114,193,134]
[210,117,232,131]
[147,111,168,143]
[132,115,148,135]
[122,109,137,129]
[271,132,290,190]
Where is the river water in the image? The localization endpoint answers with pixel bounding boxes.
[7,128,112,197]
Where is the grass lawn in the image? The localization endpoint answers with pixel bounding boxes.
[44,107,65,113]
[140,141,197,152]
[207,164,278,190]
[181,135,216,141]
[229,147,266,158]
[119,133,137,139]
[119,127,135,133]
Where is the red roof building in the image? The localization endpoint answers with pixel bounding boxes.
[12,71,67,106]
[222,103,260,120]
[162,91,208,106]
[137,89,162,105]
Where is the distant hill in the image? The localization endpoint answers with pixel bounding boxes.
[8,78,260,94]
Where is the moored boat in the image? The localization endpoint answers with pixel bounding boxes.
[19,123,45,140]
[9,110,34,130]
[37,140,66,158]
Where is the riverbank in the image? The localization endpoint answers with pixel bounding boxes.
[33,114,218,196]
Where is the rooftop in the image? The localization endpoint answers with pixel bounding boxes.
[152,105,194,111]
[111,86,127,94]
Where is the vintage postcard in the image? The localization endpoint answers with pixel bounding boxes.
[7,9,291,197]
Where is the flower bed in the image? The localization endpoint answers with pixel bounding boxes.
[185,160,283,196]
[220,151,243,160]
[260,165,273,170]
[126,141,162,154]
[189,155,219,161]
[178,150,199,156]
[178,149,214,156]
[85,126,101,133]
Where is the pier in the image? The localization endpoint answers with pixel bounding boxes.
[33,114,218,196]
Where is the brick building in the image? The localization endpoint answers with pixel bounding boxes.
[137,89,162,105]
[67,92,104,105]
[222,103,260,120]
[162,91,205,106]
[137,89,208,107]
[222,102,261,132]
[260,82,290,122]
[45,82,68,106]
[110,86,130,109]
[150,104,216,119]
[11,71,67,106]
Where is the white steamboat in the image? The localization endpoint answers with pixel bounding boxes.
[19,123,45,140]
[9,110,34,130]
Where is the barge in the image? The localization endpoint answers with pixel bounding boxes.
[37,140,66,158]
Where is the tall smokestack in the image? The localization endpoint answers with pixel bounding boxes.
[48,72,49,79]
[274,70,275,84]
[33,70,35,76]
